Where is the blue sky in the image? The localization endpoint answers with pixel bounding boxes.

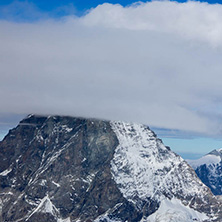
[1,0,222,20]
[0,0,153,20]
[1,0,222,159]
[1,0,222,10]
[162,137,222,159]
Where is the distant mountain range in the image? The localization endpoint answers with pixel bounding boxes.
[0,115,221,221]
[187,149,222,196]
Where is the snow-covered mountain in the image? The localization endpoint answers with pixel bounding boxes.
[0,115,221,222]
[187,149,222,196]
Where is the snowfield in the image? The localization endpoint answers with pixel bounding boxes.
[145,198,208,222]
[110,121,212,221]
[187,155,221,170]
[111,121,208,202]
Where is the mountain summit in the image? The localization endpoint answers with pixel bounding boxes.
[0,115,221,222]
[188,149,222,196]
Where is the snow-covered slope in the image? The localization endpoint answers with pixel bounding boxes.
[110,121,221,221]
[188,154,221,170]
[146,198,208,222]
[111,122,206,202]
[0,115,222,222]
[187,149,222,195]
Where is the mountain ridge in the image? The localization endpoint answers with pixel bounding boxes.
[187,149,222,196]
[0,115,221,221]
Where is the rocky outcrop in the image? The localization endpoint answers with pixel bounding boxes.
[0,115,221,222]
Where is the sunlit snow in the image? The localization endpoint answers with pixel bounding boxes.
[0,167,12,176]
[110,121,209,208]
[187,154,221,170]
[146,198,208,222]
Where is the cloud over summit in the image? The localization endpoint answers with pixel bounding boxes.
[1,1,222,135]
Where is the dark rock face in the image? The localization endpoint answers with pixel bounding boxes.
[0,115,222,222]
[188,149,222,196]
[0,115,143,222]
[195,163,222,195]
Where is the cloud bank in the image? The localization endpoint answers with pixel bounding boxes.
[1,1,222,135]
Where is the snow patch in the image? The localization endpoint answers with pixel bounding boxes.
[0,167,12,176]
[145,198,209,222]
[39,179,47,186]
[82,157,87,162]
[25,194,69,222]
[25,195,59,221]
[61,125,73,133]
[94,215,121,222]
[0,191,13,195]
[94,203,123,222]
[57,218,71,222]
[52,181,61,187]
[187,154,221,170]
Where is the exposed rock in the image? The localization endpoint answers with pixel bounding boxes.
[0,115,221,222]
[187,149,222,195]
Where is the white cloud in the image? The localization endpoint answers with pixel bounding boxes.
[1,1,222,135]
[82,1,222,46]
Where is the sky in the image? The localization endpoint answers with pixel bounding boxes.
[1,0,222,159]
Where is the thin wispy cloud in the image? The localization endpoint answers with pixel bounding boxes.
[1,1,222,136]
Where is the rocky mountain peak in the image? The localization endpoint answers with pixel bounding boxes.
[188,148,222,196]
[208,149,222,158]
[0,115,222,222]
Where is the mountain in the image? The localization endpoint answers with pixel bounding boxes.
[187,149,222,196]
[0,115,221,222]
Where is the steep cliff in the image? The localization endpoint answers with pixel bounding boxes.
[0,115,221,222]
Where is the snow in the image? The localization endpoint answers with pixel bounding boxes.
[110,121,207,206]
[0,167,12,176]
[40,179,47,186]
[61,125,73,133]
[217,195,222,201]
[52,181,61,187]
[94,203,123,222]
[187,154,221,170]
[42,196,55,214]
[57,218,71,222]
[24,194,71,222]
[145,198,209,222]
[82,157,87,162]
[94,215,121,222]
[0,191,13,195]
[25,195,59,221]
[187,152,222,195]
[28,128,81,186]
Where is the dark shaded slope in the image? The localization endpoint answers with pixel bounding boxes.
[0,115,221,222]
[0,115,141,221]
[188,149,222,195]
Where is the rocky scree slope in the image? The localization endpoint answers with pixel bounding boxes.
[0,115,221,222]
[187,149,222,196]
